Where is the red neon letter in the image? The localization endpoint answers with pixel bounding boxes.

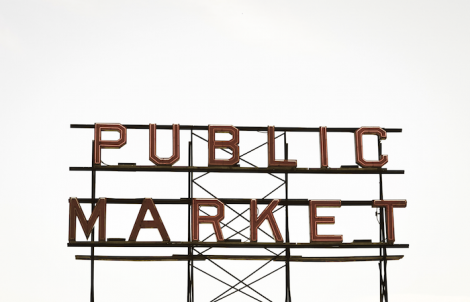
[250,199,283,242]
[94,124,127,165]
[69,197,106,242]
[309,200,343,242]
[149,124,180,166]
[268,126,297,167]
[354,127,388,168]
[372,200,407,243]
[129,198,170,241]
[208,125,239,166]
[192,199,225,241]
[319,126,328,168]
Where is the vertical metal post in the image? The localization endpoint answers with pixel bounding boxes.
[284,132,292,302]
[187,140,192,302]
[91,141,96,302]
[187,130,194,302]
[378,138,388,302]
[191,130,194,302]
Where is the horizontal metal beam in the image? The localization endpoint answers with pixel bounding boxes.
[76,255,204,261]
[75,255,404,262]
[69,241,409,249]
[75,198,374,206]
[70,165,404,174]
[71,124,402,133]
[286,255,404,262]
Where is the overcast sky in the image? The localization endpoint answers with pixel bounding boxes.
[1,1,469,301]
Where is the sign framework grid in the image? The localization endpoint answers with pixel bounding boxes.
[69,124,408,302]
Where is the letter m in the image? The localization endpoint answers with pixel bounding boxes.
[69,198,106,242]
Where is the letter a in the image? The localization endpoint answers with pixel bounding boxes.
[129,198,170,241]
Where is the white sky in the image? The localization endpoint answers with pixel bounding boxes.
[1,1,469,301]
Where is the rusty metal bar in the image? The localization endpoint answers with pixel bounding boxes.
[208,250,286,302]
[194,173,278,242]
[193,266,263,302]
[68,241,409,248]
[187,139,193,302]
[215,265,286,302]
[190,132,194,302]
[240,133,284,157]
[200,209,251,243]
[378,137,389,302]
[70,165,404,174]
[192,249,273,302]
[199,230,279,257]
[192,131,286,181]
[90,141,95,302]
[199,208,252,242]
[193,180,276,241]
[225,203,275,241]
[75,198,376,206]
[193,172,209,181]
[284,134,292,302]
[193,181,217,199]
[70,124,402,133]
[76,255,404,262]
[273,205,285,214]
[190,133,284,258]
[199,225,251,254]
[262,182,286,200]
[71,124,406,302]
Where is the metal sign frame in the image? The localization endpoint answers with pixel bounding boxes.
[69,124,408,302]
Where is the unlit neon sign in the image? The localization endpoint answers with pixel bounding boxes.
[93,124,388,168]
[69,124,406,245]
